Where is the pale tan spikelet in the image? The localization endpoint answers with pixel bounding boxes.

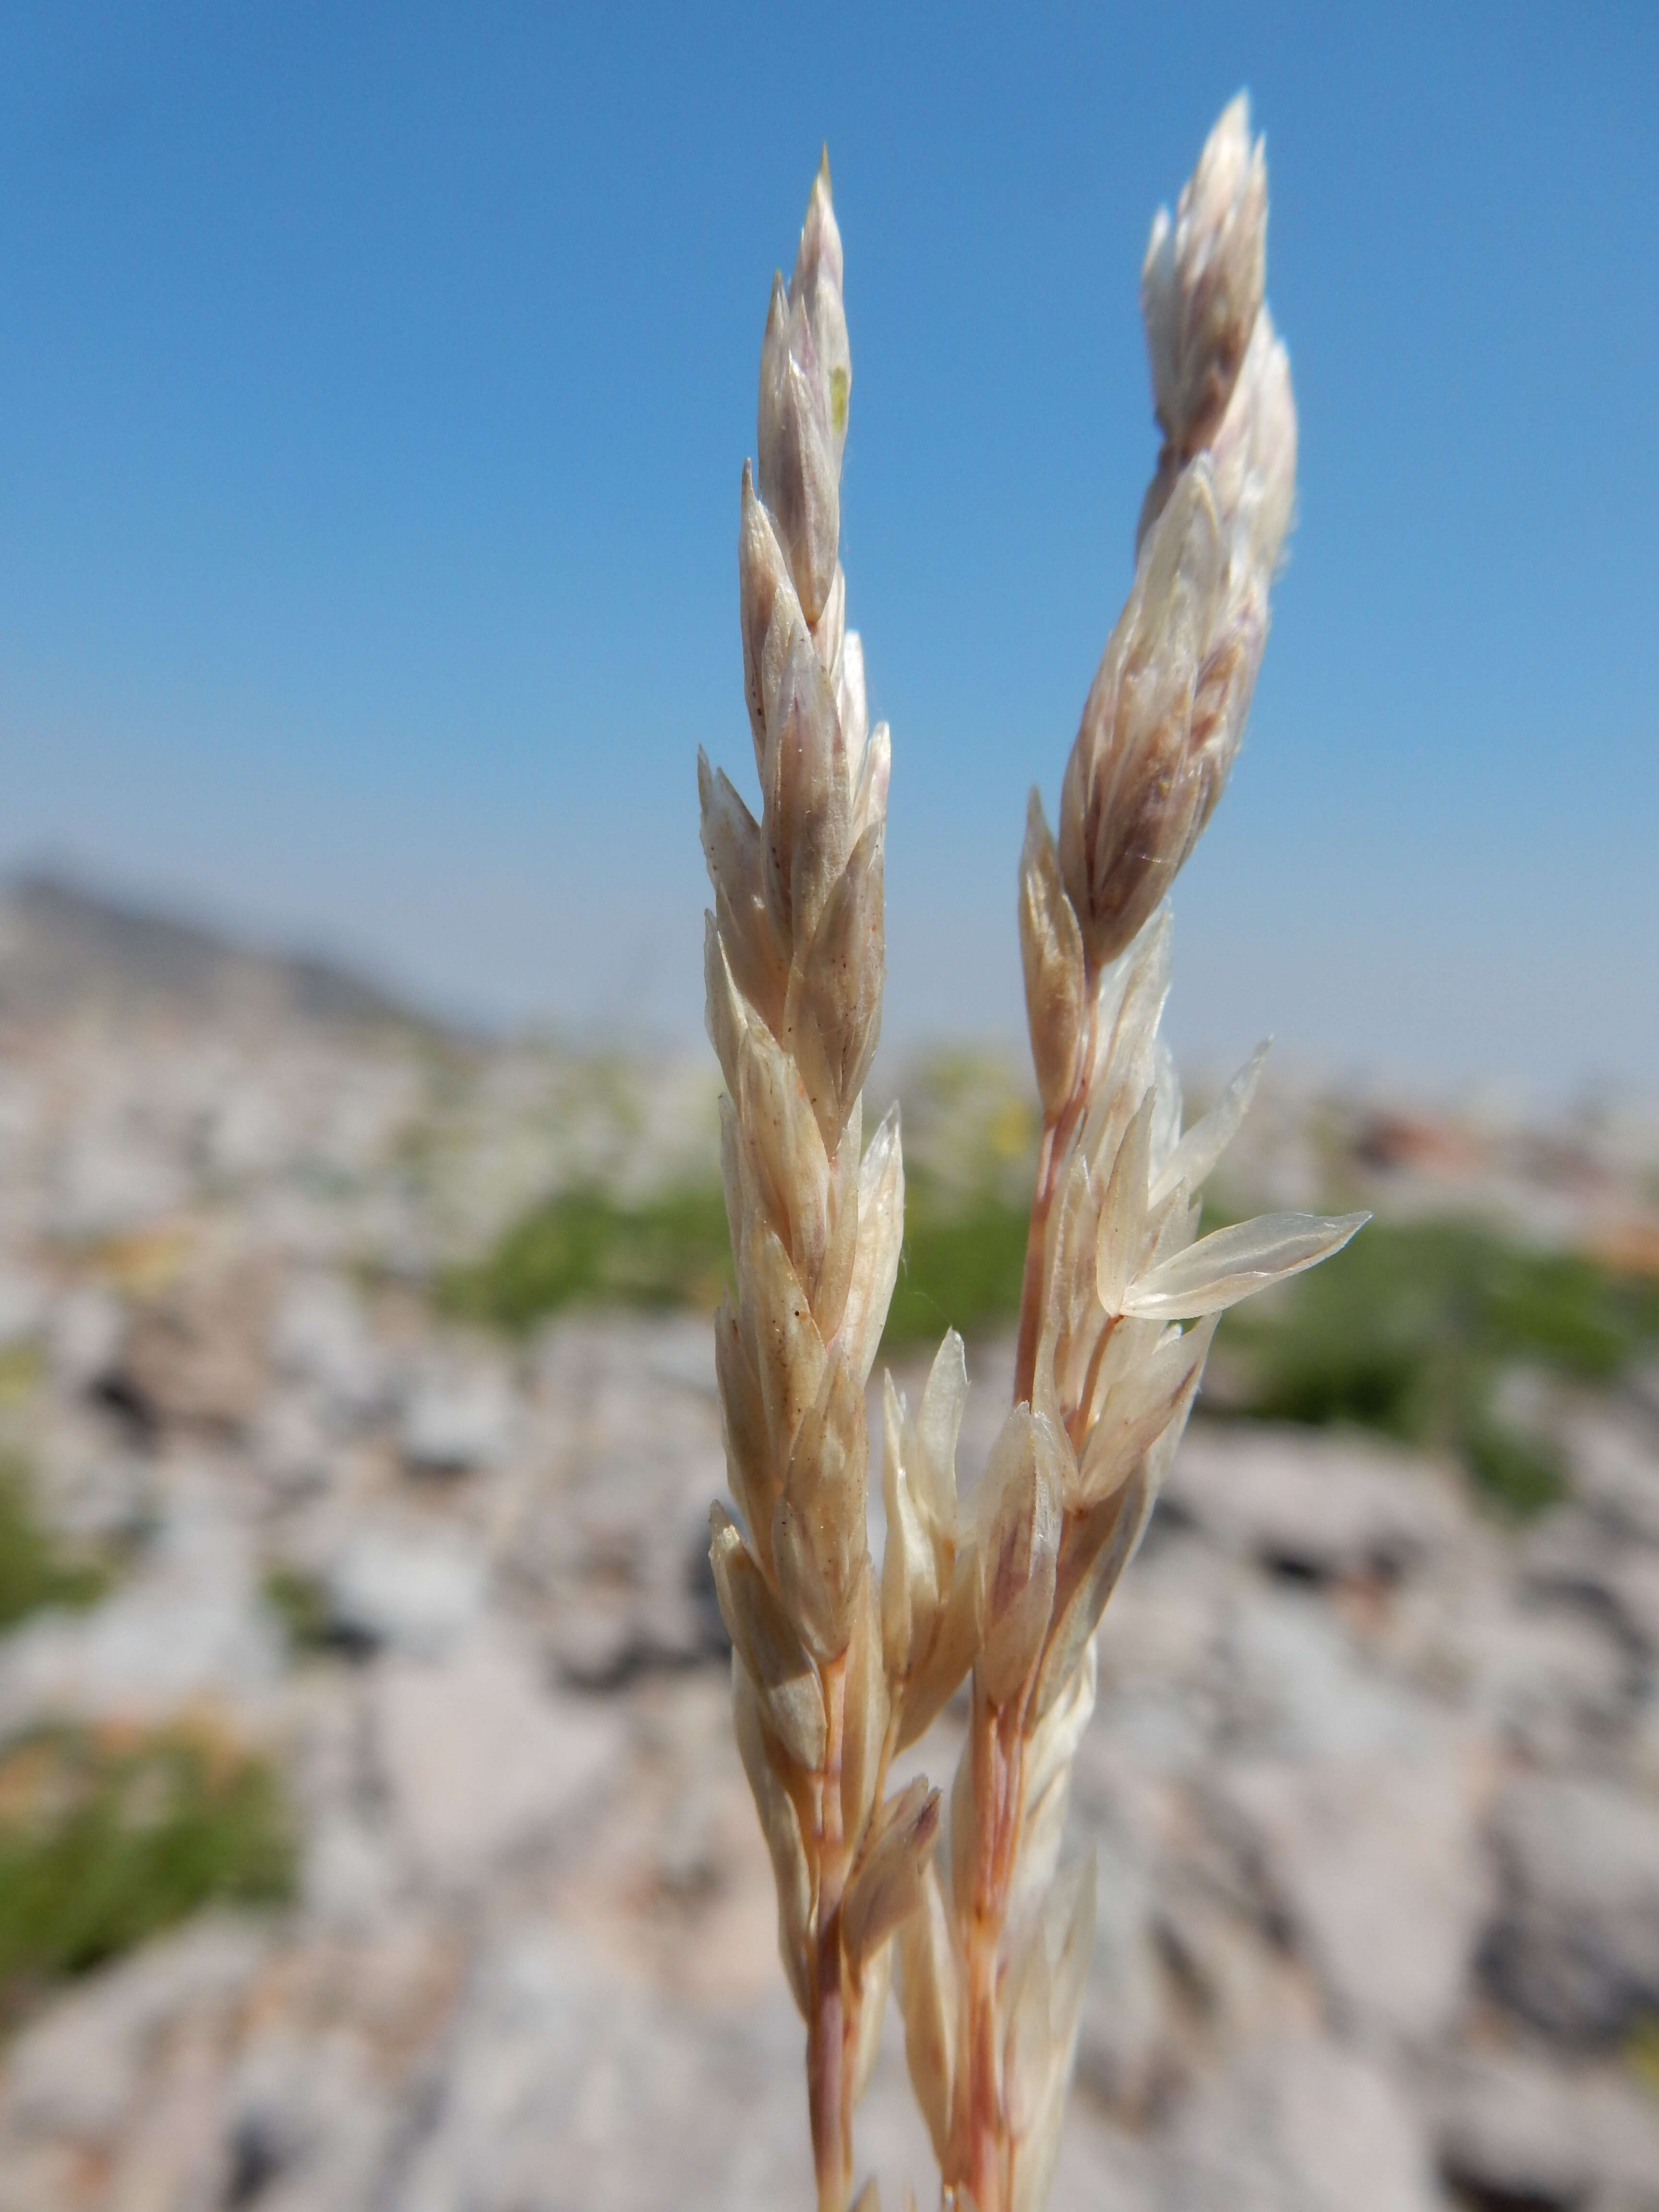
[837,1102,905,1382]
[758,271,841,625]
[1122,1208,1368,1319]
[774,1357,872,1661]
[1058,96,1299,974]
[1072,1316,1216,1508]
[1058,465,1225,968]
[1141,92,1267,462]
[1149,1036,1268,1205]
[853,1936,893,2100]
[897,1855,962,2162]
[1031,1480,1143,1725]
[881,1372,941,1684]
[974,1408,1065,1704]
[842,1778,943,1963]
[710,1503,828,1769]
[895,1546,981,1750]
[791,817,886,1135]
[745,1220,827,1468]
[1018,792,1086,1115]
[732,1655,816,2018]
[912,1331,968,1537]
[879,1328,970,1711]
[840,1568,892,1841]
[1005,1860,1096,2212]
[1092,1086,1155,1317]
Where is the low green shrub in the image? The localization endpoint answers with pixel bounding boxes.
[261,1564,335,1655]
[0,1457,109,1631]
[439,1185,733,1328]
[1222,1219,1659,1513]
[0,1724,295,2005]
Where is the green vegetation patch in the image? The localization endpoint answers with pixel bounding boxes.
[440,1185,734,1330]
[440,1166,1659,1522]
[0,1456,110,1631]
[1221,1218,1659,1515]
[0,1723,295,2007]
[882,1180,1032,1346]
[262,1564,336,1655]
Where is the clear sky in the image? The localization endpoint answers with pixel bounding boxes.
[1,3,1655,1099]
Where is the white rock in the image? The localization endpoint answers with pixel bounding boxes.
[1168,1424,1462,1581]
[1431,2051,1659,2212]
[302,1814,399,1929]
[220,2025,394,2212]
[372,1627,620,1891]
[1218,1739,1491,2045]
[48,1284,125,1395]
[1464,1599,1632,1761]
[1075,1799,1174,2113]
[269,1271,389,1424]
[324,1531,488,1658]
[0,1263,46,1347]
[1485,1772,1659,2039]
[401,1362,516,1473]
[1561,1402,1659,1544]
[0,1476,280,1739]
[1159,2040,1440,2212]
[0,1917,266,2148]
[639,1313,719,1396]
[396,1926,818,2212]
[1218,1584,1442,1765]
[1527,1507,1659,1657]
[250,1390,338,1499]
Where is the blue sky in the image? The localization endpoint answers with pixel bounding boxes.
[1,3,1654,1097]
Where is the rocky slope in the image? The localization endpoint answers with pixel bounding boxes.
[0,894,1655,2211]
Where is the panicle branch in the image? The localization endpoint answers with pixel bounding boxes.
[890,96,1365,2212]
[704,154,970,2212]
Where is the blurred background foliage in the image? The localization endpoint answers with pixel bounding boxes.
[434,1056,1659,1518]
[0,1723,294,2017]
[0,1455,110,1631]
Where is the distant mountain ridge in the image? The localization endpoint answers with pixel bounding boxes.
[0,870,438,1034]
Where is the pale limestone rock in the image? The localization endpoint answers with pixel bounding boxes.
[1430,2051,1659,2212]
[1561,1401,1659,1544]
[0,1463,279,1741]
[1167,1422,1461,1581]
[1526,1506,1659,1657]
[372,1626,621,1891]
[1217,1740,1491,2044]
[269,1271,390,1425]
[400,1358,516,1474]
[1159,2040,1440,2212]
[0,1916,266,2153]
[1484,1772,1659,2040]
[325,1529,488,1658]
